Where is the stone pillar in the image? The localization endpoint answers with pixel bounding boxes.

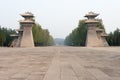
[85,12,108,47]
[19,12,35,47]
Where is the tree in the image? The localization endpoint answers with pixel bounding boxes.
[107,28,120,46]
[0,29,6,46]
[0,26,16,47]
[47,35,55,46]
[32,23,54,46]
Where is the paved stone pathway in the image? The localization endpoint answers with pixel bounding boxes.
[0,46,120,80]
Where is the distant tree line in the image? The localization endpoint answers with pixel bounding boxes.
[107,28,120,46]
[0,26,16,47]
[32,23,55,46]
[64,19,105,46]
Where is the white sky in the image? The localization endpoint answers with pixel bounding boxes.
[0,0,120,38]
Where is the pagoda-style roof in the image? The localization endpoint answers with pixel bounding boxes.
[19,20,34,24]
[10,34,19,37]
[96,29,104,32]
[21,12,34,17]
[85,19,99,23]
[16,29,23,32]
[101,34,108,37]
[85,12,99,18]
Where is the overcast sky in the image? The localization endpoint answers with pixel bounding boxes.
[0,0,120,38]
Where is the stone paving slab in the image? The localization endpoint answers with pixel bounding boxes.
[0,47,120,80]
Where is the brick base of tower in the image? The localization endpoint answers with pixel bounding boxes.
[86,28,105,47]
[20,25,34,47]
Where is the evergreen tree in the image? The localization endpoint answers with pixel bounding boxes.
[107,28,120,46]
[0,26,16,47]
[0,28,6,46]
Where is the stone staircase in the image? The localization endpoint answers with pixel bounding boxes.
[9,39,18,47]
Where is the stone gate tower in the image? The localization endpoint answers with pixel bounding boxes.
[19,12,35,47]
[85,12,109,47]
